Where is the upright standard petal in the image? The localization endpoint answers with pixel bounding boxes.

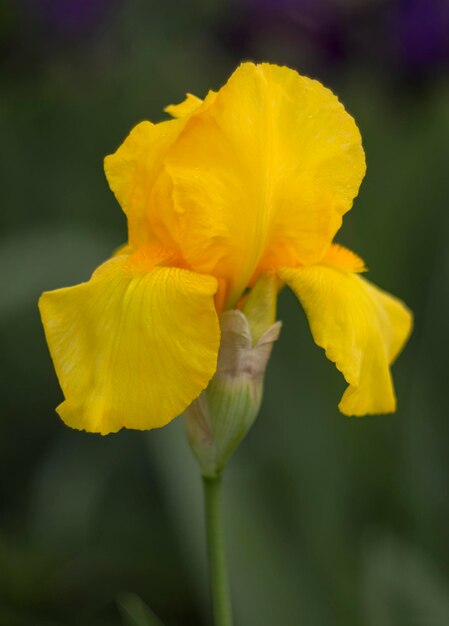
[39,250,220,434]
[280,247,413,415]
[104,119,184,251]
[165,93,203,118]
[104,91,217,254]
[164,62,365,308]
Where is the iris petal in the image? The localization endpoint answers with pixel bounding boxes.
[165,62,365,307]
[104,119,184,251]
[280,248,413,415]
[39,251,220,434]
[165,93,203,118]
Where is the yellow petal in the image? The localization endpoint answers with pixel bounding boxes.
[280,259,413,415]
[104,90,218,256]
[164,62,365,308]
[322,243,366,272]
[104,119,184,251]
[39,250,220,434]
[165,92,203,118]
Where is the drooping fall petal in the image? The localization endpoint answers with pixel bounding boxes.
[39,250,220,434]
[164,62,366,307]
[280,247,413,415]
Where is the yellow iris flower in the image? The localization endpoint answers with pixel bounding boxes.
[39,62,412,435]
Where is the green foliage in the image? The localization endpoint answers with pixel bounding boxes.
[118,593,164,626]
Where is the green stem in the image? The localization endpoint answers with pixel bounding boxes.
[202,475,233,626]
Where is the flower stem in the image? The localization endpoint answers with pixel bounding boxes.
[202,475,233,626]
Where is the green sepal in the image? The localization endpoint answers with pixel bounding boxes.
[184,310,281,477]
[242,273,279,345]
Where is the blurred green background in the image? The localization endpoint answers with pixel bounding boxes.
[1,1,448,624]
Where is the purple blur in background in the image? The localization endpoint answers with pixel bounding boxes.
[2,0,448,83]
[393,0,449,71]
[227,0,449,80]
[25,0,114,36]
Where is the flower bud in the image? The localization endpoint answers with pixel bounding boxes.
[184,275,281,477]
